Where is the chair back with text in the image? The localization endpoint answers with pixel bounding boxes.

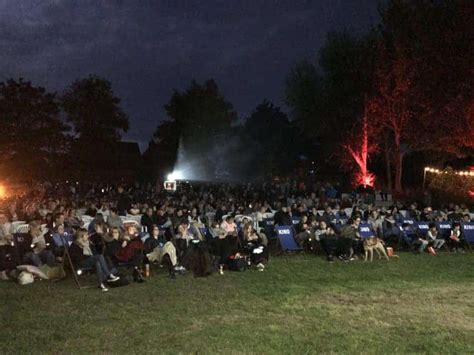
[358,223,375,240]
[436,221,452,239]
[415,222,430,237]
[275,226,302,252]
[461,223,474,250]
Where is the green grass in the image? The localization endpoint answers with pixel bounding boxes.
[2,252,474,354]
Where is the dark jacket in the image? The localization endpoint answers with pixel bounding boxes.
[140,214,155,233]
[274,211,292,226]
[68,243,88,266]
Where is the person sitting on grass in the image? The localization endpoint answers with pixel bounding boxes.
[241,222,268,271]
[401,223,428,253]
[319,225,339,263]
[103,227,122,260]
[294,221,315,250]
[68,229,120,292]
[448,223,465,253]
[145,225,181,278]
[23,221,55,267]
[426,223,445,250]
[220,215,238,236]
[340,217,362,260]
[112,224,145,282]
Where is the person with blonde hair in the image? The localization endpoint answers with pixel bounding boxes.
[68,228,120,292]
[23,221,55,267]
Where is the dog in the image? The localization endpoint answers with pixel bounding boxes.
[363,237,390,262]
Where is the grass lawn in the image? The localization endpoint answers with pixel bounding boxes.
[2,252,474,354]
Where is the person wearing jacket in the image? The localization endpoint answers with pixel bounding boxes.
[112,224,145,282]
[68,228,120,292]
[426,223,445,250]
[23,221,55,267]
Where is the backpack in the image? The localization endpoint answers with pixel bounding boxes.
[228,256,246,272]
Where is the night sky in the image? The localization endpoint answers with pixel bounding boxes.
[1,1,379,150]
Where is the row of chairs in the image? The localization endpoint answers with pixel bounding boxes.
[273,222,474,255]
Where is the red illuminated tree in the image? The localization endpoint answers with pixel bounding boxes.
[343,108,377,188]
[366,46,415,191]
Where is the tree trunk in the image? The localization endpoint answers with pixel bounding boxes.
[383,133,392,190]
[394,149,403,192]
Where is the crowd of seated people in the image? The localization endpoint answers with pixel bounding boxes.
[0,180,472,290]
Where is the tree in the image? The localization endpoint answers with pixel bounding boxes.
[285,31,378,172]
[164,79,236,153]
[366,45,416,191]
[368,0,474,191]
[342,108,377,188]
[144,79,236,180]
[142,120,180,180]
[62,75,129,142]
[61,75,130,179]
[243,100,307,176]
[0,78,70,180]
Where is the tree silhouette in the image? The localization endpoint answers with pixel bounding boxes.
[62,75,129,142]
[0,78,70,180]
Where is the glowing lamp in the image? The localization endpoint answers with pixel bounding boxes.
[167,170,183,181]
[0,184,7,198]
[164,181,177,192]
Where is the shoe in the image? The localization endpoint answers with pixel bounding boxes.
[107,274,120,282]
[99,283,108,292]
[459,249,465,253]
[133,268,145,283]
[256,263,265,271]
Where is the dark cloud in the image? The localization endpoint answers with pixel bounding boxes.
[0,0,379,150]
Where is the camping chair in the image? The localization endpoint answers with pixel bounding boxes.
[461,222,474,252]
[358,223,376,240]
[275,225,303,256]
[54,235,95,289]
[437,222,453,238]
[10,221,27,233]
[16,224,30,234]
[291,217,300,226]
[12,233,33,262]
[397,224,418,251]
[415,222,429,237]
[123,220,140,229]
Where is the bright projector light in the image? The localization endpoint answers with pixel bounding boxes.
[167,171,183,181]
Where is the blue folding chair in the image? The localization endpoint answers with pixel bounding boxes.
[358,223,376,240]
[461,222,474,252]
[436,221,452,239]
[275,225,303,254]
[291,218,300,226]
[263,218,275,240]
[52,233,73,248]
[401,218,415,225]
[415,222,430,237]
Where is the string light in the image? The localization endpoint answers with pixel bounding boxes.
[424,166,474,177]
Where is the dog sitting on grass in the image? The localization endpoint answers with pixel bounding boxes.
[363,236,390,262]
